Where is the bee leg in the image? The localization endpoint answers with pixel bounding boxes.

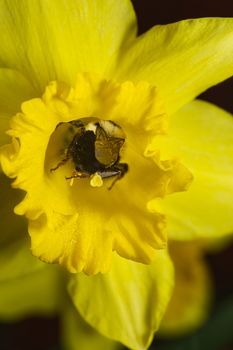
[65,171,89,180]
[68,120,85,128]
[50,155,70,172]
[107,163,128,190]
[107,175,120,190]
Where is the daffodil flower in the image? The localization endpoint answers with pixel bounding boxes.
[0,1,233,349]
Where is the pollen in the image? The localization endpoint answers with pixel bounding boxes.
[90,173,104,187]
[69,178,75,187]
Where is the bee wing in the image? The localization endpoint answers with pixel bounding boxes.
[95,140,117,165]
[95,126,124,166]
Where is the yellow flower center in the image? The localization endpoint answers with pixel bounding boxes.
[0,73,193,275]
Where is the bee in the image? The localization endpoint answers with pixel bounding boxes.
[50,118,128,189]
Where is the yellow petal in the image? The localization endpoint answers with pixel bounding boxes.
[0,156,61,320]
[68,251,174,350]
[0,172,53,287]
[158,100,233,239]
[114,18,233,114]
[0,68,36,146]
[61,302,120,350]
[0,238,44,283]
[0,265,61,320]
[160,241,212,335]
[0,0,136,90]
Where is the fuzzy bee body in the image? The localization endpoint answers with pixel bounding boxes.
[50,118,128,188]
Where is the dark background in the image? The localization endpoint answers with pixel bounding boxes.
[1,1,233,349]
